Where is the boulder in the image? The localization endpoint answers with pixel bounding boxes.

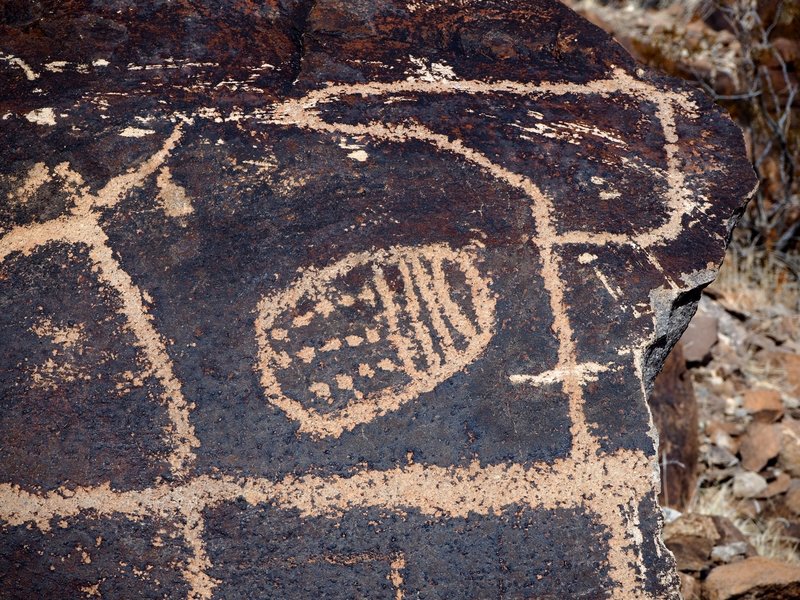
[704,557,800,600]
[0,0,756,598]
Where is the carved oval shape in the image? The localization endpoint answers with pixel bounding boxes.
[255,243,496,438]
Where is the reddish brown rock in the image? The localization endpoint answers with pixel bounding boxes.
[662,514,754,573]
[786,354,800,396]
[663,514,719,572]
[779,419,800,477]
[785,480,800,516]
[0,0,755,598]
[681,310,718,364]
[757,471,792,498]
[704,557,800,600]
[743,388,784,423]
[739,422,782,472]
[649,341,699,510]
[679,572,702,600]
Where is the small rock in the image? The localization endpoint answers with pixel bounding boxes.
[739,422,781,472]
[704,556,800,600]
[710,541,749,564]
[661,506,682,524]
[711,517,756,557]
[733,407,750,419]
[703,444,739,468]
[679,572,702,600]
[716,516,752,540]
[681,310,718,364]
[705,420,741,453]
[732,472,768,498]
[779,419,800,477]
[702,466,741,484]
[742,389,784,422]
[785,480,800,515]
[663,513,720,542]
[662,514,719,572]
[784,354,800,395]
[757,471,791,498]
[663,514,754,573]
[664,535,715,573]
[724,396,739,417]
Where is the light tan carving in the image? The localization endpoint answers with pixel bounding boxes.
[255,243,496,438]
[0,127,198,477]
[0,63,712,599]
[31,317,86,348]
[10,162,49,202]
[156,167,193,217]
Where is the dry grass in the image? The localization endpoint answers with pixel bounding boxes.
[710,247,800,313]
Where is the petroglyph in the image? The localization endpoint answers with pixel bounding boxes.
[156,167,193,217]
[509,361,616,386]
[30,317,86,348]
[25,107,56,126]
[0,127,198,477]
[256,243,495,438]
[0,52,39,80]
[10,162,49,202]
[267,67,697,254]
[0,2,755,596]
[1,75,693,598]
[1,450,655,530]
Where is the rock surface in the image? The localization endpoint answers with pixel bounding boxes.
[0,0,755,598]
[704,556,800,600]
[649,341,699,510]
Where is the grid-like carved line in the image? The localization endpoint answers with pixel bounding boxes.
[0,69,697,599]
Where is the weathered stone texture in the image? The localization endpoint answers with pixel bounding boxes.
[649,341,698,511]
[0,1,756,598]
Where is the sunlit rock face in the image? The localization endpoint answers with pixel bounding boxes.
[0,1,755,598]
